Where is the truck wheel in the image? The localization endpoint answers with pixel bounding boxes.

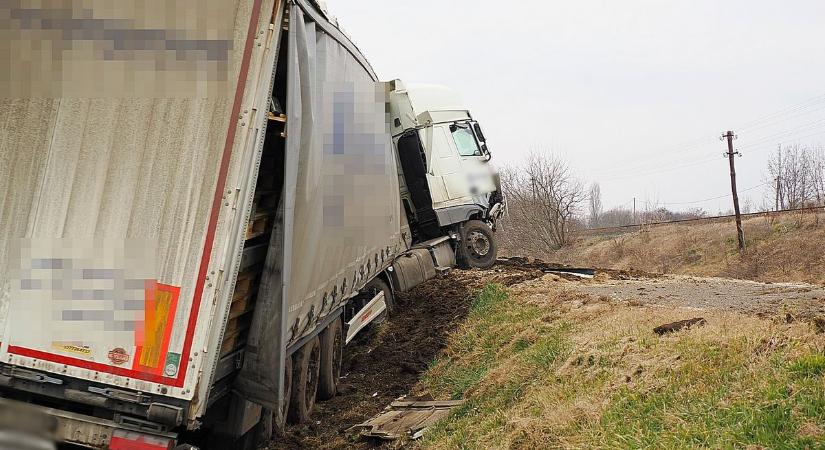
[287,336,321,424]
[363,277,393,324]
[457,220,498,270]
[275,354,292,434]
[317,318,343,401]
[255,353,291,443]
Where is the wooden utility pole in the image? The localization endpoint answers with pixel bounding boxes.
[775,176,781,211]
[722,131,745,255]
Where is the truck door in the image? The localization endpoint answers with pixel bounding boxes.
[424,125,467,205]
[446,122,496,199]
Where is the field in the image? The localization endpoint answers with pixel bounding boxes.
[552,210,825,285]
[417,272,825,449]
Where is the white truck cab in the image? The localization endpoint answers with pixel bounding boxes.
[387,80,505,269]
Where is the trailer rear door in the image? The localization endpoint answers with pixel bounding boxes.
[0,0,266,401]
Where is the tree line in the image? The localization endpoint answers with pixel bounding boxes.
[498,144,825,253]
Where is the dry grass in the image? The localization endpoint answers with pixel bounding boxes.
[415,276,825,449]
[553,211,825,285]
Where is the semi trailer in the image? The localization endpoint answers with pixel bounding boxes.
[0,0,504,448]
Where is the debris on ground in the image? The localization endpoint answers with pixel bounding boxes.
[813,316,825,333]
[351,400,465,441]
[653,318,707,335]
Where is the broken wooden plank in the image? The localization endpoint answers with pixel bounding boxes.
[654,318,707,335]
[351,399,464,441]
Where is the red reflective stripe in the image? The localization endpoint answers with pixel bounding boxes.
[7,346,173,385]
[175,0,265,388]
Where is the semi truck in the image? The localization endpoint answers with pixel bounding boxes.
[0,0,504,448]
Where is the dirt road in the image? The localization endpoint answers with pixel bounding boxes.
[270,259,825,449]
[575,274,825,320]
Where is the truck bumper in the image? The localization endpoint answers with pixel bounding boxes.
[0,397,177,449]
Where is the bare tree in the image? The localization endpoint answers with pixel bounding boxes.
[588,183,603,228]
[767,143,823,209]
[500,152,586,251]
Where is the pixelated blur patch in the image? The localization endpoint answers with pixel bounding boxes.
[0,0,235,97]
[8,238,156,364]
[321,81,397,241]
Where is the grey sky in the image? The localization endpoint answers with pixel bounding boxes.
[327,0,825,213]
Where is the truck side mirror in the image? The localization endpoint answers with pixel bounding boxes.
[473,123,486,142]
[481,143,491,162]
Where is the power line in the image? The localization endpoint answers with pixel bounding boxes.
[739,93,825,131]
[630,182,766,207]
[591,92,825,177]
[656,182,767,206]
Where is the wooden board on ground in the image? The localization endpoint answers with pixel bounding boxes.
[350,400,465,441]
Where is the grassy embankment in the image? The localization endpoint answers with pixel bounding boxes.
[556,211,825,285]
[414,281,825,449]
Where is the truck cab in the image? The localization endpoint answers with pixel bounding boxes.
[388,80,505,268]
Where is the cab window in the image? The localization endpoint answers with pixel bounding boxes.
[450,123,481,156]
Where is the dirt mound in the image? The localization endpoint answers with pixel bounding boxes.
[269,264,545,449]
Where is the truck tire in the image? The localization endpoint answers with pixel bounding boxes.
[287,336,321,424]
[253,352,292,445]
[275,354,293,435]
[363,277,393,324]
[457,220,498,270]
[317,318,343,401]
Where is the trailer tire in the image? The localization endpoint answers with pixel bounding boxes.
[274,353,293,435]
[288,336,321,424]
[457,220,497,270]
[255,354,292,442]
[317,317,343,401]
[363,277,393,324]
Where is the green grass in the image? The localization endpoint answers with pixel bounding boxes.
[419,284,573,448]
[415,283,825,450]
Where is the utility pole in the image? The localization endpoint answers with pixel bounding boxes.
[722,131,745,255]
[775,176,781,212]
[633,197,636,225]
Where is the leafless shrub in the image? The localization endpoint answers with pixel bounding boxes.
[588,183,603,228]
[766,143,825,210]
[500,152,586,252]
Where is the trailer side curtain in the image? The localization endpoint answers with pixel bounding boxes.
[237,1,402,410]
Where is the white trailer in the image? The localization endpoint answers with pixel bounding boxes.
[0,1,503,448]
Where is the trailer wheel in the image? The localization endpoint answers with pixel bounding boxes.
[275,353,293,434]
[457,220,498,270]
[363,277,393,324]
[255,353,292,443]
[317,317,343,400]
[288,336,321,424]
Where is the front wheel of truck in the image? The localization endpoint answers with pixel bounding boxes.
[288,336,321,424]
[457,220,498,270]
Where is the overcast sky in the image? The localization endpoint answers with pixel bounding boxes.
[327,0,825,213]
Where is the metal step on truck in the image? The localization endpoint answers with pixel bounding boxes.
[0,0,505,448]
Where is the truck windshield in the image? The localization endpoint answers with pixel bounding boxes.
[451,123,482,156]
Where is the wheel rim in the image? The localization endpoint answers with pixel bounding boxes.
[467,231,491,258]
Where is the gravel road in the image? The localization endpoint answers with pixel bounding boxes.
[575,274,825,320]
